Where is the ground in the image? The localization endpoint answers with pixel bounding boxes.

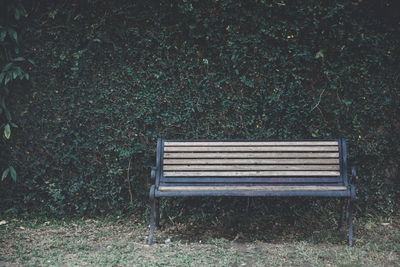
[0,216,399,266]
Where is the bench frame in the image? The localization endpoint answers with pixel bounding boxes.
[148,139,356,246]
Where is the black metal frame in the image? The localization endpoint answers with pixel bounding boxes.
[148,138,356,246]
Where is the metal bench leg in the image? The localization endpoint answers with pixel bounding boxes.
[148,199,156,245]
[337,199,347,230]
[347,199,354,246]
[155,199,160,230]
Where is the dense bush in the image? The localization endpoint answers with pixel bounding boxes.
[1,0,399,217]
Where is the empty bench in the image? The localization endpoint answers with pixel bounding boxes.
[148,139,356,245]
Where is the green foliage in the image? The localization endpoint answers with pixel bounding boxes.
[0,0,31,182]
[0,0,399,217]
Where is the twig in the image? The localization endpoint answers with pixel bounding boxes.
[316,105,328,124]
[127,155,133,205]
[311,88,326,111]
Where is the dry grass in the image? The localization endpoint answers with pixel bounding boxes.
[0,216,399,266]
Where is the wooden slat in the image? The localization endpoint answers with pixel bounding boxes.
[159,185,347,191]
[161,177,342,183]
[163,171,340,177]
[163,158,340,164]
[164,152,339,158]
[164,146,338,152]
[163,165,340,171]
[164,141,338,146]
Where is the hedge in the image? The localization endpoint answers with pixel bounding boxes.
[1,0,399,217]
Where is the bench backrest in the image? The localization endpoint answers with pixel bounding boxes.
[155,139,348,187]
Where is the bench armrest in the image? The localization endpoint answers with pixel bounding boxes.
[349,166,357,184]
[150,167,157,183]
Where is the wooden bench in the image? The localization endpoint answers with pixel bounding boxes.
[148,139,356,245]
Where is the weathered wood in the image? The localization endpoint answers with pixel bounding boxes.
[163,171,340,177]
[164,152,339,158]
[161,177,341,183]
[163,165,340,171]
[164,141,338,146]
[163,158,340,164]
[164,146,339,152]
[159,185,347,191]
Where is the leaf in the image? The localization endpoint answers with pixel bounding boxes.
[5,110,11,121]
[4,73,11,85]
[0,72,4,84]
[7,28,17,43]
[9,166,16,182]
[365,222,373,230]
[20,6,27,17]
[315,50,324,59]
[0,96,5,109]
[2,168,9,181]
[12,31,17,43]
[0,31,6,42]
[15,8,20,20]
[240,76,254,88]
[13,57,25,62]
[2,63,13,72]
[4,124,11,139]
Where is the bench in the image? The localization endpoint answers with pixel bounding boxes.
[148,139,356,246]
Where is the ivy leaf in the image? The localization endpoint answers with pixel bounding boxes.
[1,168,9,181]
[4,123,11,139]
[9,166,17,182]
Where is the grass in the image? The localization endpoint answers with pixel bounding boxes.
[0,215,399,266]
